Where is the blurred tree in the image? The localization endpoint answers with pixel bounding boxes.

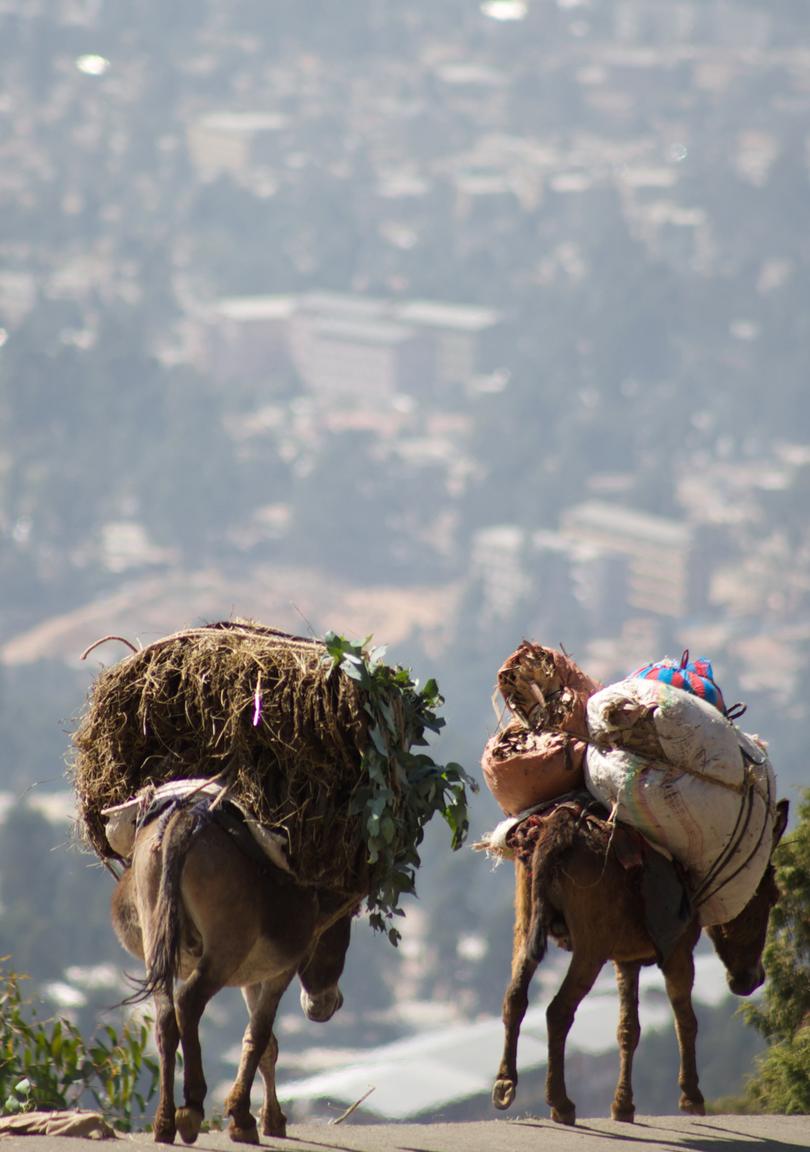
[741,790,810,1113]
[0,804,115,982]
[287,430,404,582]
[0,662,85,794]
[135,367,246,564]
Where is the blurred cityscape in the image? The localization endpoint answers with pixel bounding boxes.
[0,0,807,1123]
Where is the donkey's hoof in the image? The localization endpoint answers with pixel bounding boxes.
[175,1106,204,1145]
[228,1120,260,1145]
[262,1119,287,1139]
[611,1105,635,1123]
[153,1112,176,1144]
[680,1096,706,1117]
[261,1109,287,1139]
[551,1104,576,1126]
[492,1079,515,1110]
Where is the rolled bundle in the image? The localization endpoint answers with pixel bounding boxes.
[482,642,600,816]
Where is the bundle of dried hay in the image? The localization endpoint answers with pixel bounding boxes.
[71,621,369,891]
[71,621,475,937]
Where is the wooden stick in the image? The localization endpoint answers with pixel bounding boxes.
[329,1086,375,1125]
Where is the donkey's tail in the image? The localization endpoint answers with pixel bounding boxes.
[526,865,548,964]
[524,806,581,964]
[144,801,210,1000]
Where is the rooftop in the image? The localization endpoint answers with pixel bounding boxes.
[212,295,297,322]
[195,111,288,134]
[397,299,501,331]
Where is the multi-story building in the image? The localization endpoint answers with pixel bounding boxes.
[203,291,501,403]
[560,500,706,619]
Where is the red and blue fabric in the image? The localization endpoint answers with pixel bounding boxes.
[630,650,726,715]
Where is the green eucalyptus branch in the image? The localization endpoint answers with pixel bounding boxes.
[323,632,477,944]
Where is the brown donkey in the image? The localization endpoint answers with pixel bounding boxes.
[112,800,361,1145]
[492,798,789,1125]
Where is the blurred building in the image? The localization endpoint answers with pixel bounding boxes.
[186,112,288,181]
[470,524,531,623]
[203,290,501,403]
[560,500,707,619]
[206,295,296,382]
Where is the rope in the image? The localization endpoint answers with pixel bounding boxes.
[691,775,755,905]
[693,765,774,912]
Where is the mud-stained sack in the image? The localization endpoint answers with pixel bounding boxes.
[584,679,777,925]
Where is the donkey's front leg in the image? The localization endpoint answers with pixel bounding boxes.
[662,941,705,1115]
[545,952,603,1125]
[256,1033,285,1139]
[612,961,641,1122]
[152,990,180,1144]
[227,979,292,1142]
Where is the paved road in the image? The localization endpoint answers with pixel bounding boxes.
[2,1116,809,1152]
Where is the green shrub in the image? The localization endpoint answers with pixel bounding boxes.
[743,1025,810,1115]
[0,962,158,1130]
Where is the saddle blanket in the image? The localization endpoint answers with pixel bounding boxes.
[102,779,292,874]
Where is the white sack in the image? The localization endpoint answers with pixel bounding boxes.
[584,679,777,926]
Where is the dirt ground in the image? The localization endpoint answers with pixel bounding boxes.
[1,1115,809,1152]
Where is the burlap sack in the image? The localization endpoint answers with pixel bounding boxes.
[482,727,587,816]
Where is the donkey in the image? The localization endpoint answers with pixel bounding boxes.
[111,800,362,1145]
[492,797,789,1125]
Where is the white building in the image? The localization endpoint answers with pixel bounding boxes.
[561,500,702,619]
[203,291,502,403]
[186,112,287,181]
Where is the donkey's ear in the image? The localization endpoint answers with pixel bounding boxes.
[773,799,789,846]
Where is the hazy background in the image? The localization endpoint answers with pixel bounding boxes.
[0,0,807,1124]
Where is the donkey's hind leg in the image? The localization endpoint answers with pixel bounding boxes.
[174,967,223,1145]
[493,953,538,1110]
[545,950,603,1125]
[612,961,641,1122]
[227,979,293,1142]
[493,861,537,1111]
[153,989,180,1144]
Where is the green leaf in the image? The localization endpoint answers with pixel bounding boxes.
[317,642,474,946]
